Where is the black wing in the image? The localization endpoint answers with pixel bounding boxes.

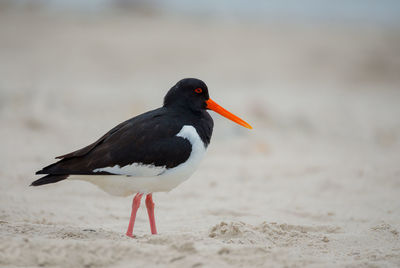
[36,107,192,176]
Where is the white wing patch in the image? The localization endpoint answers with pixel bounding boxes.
[73,125,207,196]
[93,163,166,177]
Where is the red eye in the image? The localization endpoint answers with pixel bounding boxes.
[194,88,203,93]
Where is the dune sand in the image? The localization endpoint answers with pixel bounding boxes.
[0,10,399,267]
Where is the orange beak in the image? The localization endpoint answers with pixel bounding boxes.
[206,98,252,129]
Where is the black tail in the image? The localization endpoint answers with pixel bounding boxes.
[30,174,68,186]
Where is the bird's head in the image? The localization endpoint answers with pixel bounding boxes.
[164,78,252,129]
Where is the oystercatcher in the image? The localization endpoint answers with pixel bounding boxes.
[31,78,252,237]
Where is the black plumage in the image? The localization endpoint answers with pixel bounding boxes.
[31,174,68,186]
[32,78,214,186]
[30,77,252,237]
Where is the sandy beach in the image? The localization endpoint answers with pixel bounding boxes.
[0,8,400,267]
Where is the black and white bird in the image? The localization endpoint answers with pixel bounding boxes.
[31,78,252,237]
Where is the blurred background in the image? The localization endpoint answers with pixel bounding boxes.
[0,1,400,267]
[1,0,399,178]
[1,0,399,161]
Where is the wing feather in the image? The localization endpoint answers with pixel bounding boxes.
[36,108,192,176]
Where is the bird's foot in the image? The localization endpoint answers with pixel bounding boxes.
[126,232,136,238]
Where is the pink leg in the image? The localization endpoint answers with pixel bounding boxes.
[145,194,157,235]
[126,193,143,238]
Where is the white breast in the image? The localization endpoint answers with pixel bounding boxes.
[69,125,207,196]
[162,125,207,180]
